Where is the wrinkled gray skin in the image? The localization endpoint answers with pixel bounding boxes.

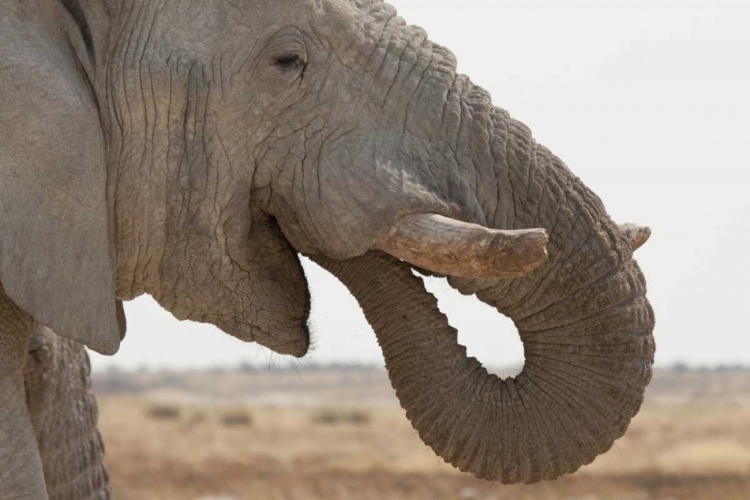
[0,0,655,497]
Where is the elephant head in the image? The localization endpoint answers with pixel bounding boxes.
[0,0,654,490]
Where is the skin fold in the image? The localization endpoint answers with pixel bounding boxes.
[0,0,654,497]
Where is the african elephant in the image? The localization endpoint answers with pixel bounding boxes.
[0,0,655,497]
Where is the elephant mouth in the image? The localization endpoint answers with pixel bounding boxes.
[253,211,550,358]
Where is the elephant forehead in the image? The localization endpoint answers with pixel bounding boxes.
[145,0,430,76]
[145,1,352,65]
[310,0,424,70]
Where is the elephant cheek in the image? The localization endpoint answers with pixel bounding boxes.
[153,208,311,358]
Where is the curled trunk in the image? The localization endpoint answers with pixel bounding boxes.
[315,234,654,483]
[315,85,657,482]
[24,326,111,500]
[312,74,655,483]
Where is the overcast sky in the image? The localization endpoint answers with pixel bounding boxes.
[90,0,750,372]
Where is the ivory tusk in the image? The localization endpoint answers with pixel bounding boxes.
[619,223,652,251]
[376,214,549,278]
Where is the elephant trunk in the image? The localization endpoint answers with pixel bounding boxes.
[25,326,111,500]
[316,243,653,483]
[313,101,654,484]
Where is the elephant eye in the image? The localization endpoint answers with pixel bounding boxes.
[273,53,304,71]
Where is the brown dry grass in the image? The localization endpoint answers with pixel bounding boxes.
[95,369,750,499]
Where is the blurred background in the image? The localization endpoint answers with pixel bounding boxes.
[90,0,750,498]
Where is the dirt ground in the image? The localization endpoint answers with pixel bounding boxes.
[93,368,750,500]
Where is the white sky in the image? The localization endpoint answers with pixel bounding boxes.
[90,0,750,371]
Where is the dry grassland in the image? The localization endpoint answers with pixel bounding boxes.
[94,369,750,499]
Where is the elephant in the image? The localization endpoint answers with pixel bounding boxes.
[0,0,655,497]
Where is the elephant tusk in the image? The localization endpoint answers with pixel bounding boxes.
[375,214,549,278]
[619,223,652,251]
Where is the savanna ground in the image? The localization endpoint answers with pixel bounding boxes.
[93,367,750,500]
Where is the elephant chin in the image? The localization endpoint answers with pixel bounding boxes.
[254,325,310,358]
[312,245,654,484]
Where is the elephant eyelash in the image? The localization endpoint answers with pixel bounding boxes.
[273,53,305,71]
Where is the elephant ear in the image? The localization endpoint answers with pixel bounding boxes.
[0,6,121,354]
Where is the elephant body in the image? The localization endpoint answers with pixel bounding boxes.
[0,0,654,497]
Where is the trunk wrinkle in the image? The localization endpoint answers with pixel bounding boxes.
[518,268,644,332]
[314,249,653,483]
[525,360,621,442]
